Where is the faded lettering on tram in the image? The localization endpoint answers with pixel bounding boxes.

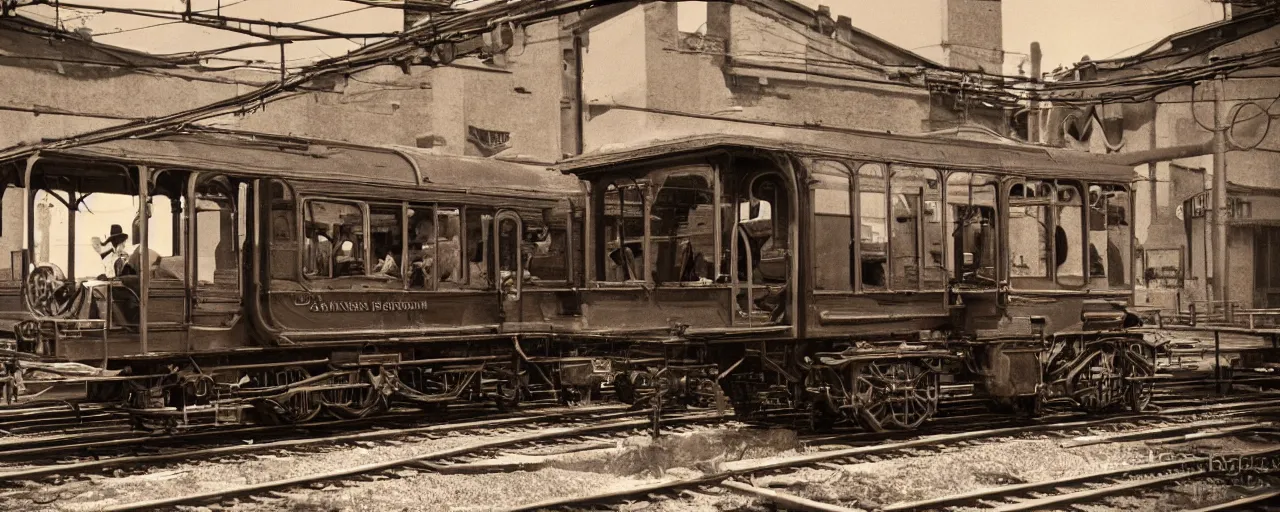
[293,294,429,313]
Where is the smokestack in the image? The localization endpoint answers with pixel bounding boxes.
[1030,42,1042,81]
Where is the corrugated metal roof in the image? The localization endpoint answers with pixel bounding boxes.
[558,128,1138,183]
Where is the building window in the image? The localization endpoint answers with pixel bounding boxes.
[810,160,852,291]
[467,126,511,157]
[858,163,888,290]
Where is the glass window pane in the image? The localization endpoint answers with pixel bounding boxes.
[858,163,887,290]
[810,160,851,291]
[890,166,942,290]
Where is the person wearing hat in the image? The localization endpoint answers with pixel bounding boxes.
[90,224,130,279]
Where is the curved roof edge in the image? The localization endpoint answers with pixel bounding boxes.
[560,131,1137,183]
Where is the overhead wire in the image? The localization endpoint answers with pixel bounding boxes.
[0,0,1278,161]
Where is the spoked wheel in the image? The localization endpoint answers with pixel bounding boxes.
[1123,343,1156,412]
[851,360,940,432]
[25,264,75,318]
[323,369,389,419]
[254,366,323,424]
[1070,346,1126,413]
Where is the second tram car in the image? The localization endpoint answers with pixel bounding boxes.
[0,126,1156,431]
[556,129,1154,430]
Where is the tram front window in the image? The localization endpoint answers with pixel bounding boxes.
[651,169,715,285]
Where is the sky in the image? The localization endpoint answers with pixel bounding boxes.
[19,0,1227,73]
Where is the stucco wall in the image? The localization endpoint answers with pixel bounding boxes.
[580,2,934,153]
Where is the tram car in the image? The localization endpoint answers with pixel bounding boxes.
[554,129,1155,431]
[0,128,592,425]
[0,126,1156,432]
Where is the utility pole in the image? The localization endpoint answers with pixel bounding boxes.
[1212,75,1230,321]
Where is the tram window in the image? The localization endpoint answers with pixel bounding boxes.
[369,204,404,282]
[1055,182,1085,286]
[465,207,493,289]
[650,169,715,285]
[304,200,366,279]
[268,180,298,281]
[858,163,887,290]
[1008,180,1050,280]
[890,166,943,290]
[1090,185,1131,288]
[193,176,242,287]
[0,186,19,281]
[810,160,852,291]
[599,179,647,282]
[524,209,569,284]
[948,172,998,288]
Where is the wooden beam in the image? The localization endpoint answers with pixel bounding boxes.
[720,479,861,512]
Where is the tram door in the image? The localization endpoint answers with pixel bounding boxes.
[945,172,1003,322]
[492,210,523,322]
[189,174,247,331]
[734,173,793,326]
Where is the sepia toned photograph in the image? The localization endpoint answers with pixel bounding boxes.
[0,0,1277,511]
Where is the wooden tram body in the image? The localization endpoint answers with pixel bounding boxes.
[0,127,1157,430]
[0,129,594,424]
[557,130,1154,429]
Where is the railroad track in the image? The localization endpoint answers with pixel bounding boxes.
[46,409,728,512]
[491,399,1280,512]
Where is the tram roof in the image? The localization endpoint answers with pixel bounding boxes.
[12,129,580,195]
[558,129,1139,183]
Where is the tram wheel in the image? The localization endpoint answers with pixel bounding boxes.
[852,360,940,432]
[1125,343,1156,413]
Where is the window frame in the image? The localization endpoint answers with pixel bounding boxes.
[1005,178,1088,290]
[945,170,1001,291]
[188,172,247,292]
[591,176,651,286]
[300,196,371,281]
[646,165,720,287]
[1087,182,1134,290]
[806,159,855,293]
[888,164,944,292]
